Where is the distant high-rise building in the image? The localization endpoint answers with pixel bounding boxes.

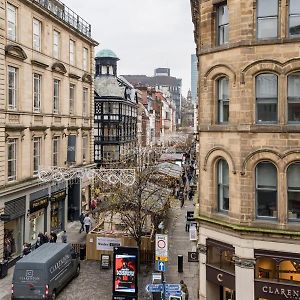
[191,54,198,104]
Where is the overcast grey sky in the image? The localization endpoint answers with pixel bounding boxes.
[63,0,196,96]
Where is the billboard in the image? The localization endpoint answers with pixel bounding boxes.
[113,247,138,299]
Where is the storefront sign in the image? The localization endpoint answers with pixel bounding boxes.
[51,190,66,203]
[97,237,122,251]
[206,265,235,290]
[188,251,199,262]
[186,211,195,222]
[255,280,300,300]
[30,197,49,213]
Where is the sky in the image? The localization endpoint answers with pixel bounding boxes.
[62,0,196,96]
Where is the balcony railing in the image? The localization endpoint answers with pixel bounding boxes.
[31,0,91,38]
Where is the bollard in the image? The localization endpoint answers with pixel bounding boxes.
[79,244,86,260]
[178,255,183,273]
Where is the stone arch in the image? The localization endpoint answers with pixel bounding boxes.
[282,149,300,172]
[51,62,67,74]
[5,44,27,61]
[283,58,300,75]
[203,147,237,174]
[241,59,283,83]
[241,149,282,175]
[204,64,237,87]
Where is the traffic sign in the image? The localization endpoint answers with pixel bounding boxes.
[155,234,168,261]
[157,261,166,272]
[165,291,182,298]
[165,284,181,292]
[145,284,164,293]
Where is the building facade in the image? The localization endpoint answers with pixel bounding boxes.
[94,49,137,165]
[0,0,97,262]
[191,0,300,299]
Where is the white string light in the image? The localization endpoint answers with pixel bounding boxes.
[38,167,136,186]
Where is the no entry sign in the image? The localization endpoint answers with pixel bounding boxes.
[155,234,168,262]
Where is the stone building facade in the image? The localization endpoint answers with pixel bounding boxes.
[191,0,300,299]
[0,0,97,263]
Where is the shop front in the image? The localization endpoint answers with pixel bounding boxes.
[206,239,236,300]
[50,189,66,232]
[81,177,92,213]
[29,189,49,243]
[255,250,300,300]
[3,196,26,262]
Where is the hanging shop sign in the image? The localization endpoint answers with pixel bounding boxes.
[50,190,66,203]
[30,197,49,214]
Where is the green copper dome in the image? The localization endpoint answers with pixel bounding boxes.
[95,49,119,59]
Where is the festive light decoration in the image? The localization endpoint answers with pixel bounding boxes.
[38,167,136,186]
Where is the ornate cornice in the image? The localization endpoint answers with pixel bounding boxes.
[82,73,93,84]
[233,255,256,269]
[52,62,67,74]
[5,44,27,61]
[31,60,49,69]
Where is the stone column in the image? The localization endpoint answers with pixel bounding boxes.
[198,243,207,300]
[234,247,255,300]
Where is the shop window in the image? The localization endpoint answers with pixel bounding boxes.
[217,77,229,123]
[217,3,229,45]
[207,245,235,273]
[289,0,300,37]
[288,163,300,220]
[256,162,277,218]
[257,0,278,39]
[256,73,278,123]
[287,73,300,122]
[256,257,277,280]
[217,159,229,212]
[279,260,300,282]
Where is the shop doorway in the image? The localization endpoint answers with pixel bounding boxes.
[221,286,235,300]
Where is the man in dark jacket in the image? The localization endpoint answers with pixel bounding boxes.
[79,213,85,233]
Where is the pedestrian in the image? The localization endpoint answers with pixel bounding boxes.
[180,280,189,300]
[35,236,42,249]
[61,230,67,243]
[43,232,49,243]
[50,231,57,243]
[83,213,92,234]
[22,242,31,256]
[79,212,85,233]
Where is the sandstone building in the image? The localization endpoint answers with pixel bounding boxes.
[0,0,97,263]
[191,0,300,299]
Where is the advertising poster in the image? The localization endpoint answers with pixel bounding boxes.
[114,254,136,293]
[113,246,139,299]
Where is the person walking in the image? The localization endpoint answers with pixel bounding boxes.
[79,212,85,233]
[50,231,57,243]
[35,236,42,249]
[61,230,67,243]
[180,280,189,300]
[83,213,92,234]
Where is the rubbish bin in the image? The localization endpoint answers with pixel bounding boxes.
[0,260,8,279]
[178,255,183,273]
[79,244,86,260]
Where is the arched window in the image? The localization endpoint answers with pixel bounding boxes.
[256,162,277,217]
[256,73,278,123]
[217,159,229,212]
[217,77,229,123]
[287,73,300,122]
[287,163,300,220]
[289,0,300,37]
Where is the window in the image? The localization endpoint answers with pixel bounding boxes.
[33,18,41,51]
[53,79,60,114]
[69,40,75,66]
[33,137,41,175]
[257,0,278,39]
[69,84,75,115]
[7,138,17,181]
[217,159,229,212]
[33,73,41,112]
[52,137,59,166]
[256,162,277,218]
[287,163,300,220]
[83,47,88,71]
[7,3,16,41]
[289,0,300,36]
[83,88,88,116]
[8,66,17,110]
[256,74,278,123]
[217,77,229,123]
[82,136,87,162]
[217,4,229,45]
[53,30,60,59]
[288,73,300,122]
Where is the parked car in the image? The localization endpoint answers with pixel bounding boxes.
[12,243,80,299]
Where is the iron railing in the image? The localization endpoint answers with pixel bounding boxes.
[30,0,91,38]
